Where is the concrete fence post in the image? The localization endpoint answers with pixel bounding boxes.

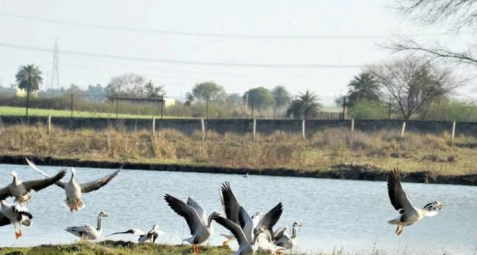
[47,114,52,134]
[152,117,156,134]
[451,121,456,143]
[351,119,355,132]
[401,122,406,138]
[302,119,306,140]
[201,118,206,140]
[253,119,257,139]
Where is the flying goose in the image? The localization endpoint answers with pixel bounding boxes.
[164,194,215,254]
[0,200,33,239]
[108,224,164,243]
[274,222,303,250]
[387,168,444,235]
[220,182,283,245]
[26,158,120,212]
[65,211,109,241]
[0,169,66,204]
[211,212,262,255]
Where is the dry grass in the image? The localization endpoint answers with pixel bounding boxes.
[1,124,477,175]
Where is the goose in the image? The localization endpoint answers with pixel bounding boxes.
[108,224,164,243]
[211,212,262,255]
[65,211,109,241]
[164,194,214,254]
[387,168,444,235]
[274,222,303,250]
[0,200,33,239]
[0,169,66,204]
[26,158,120,212]
[220,182,283,245]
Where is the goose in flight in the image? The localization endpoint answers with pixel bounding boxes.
[387,168,444,235]
[0,200,33,239]
[274,222,303,250]
[0,169,66,204]
[211,212,262,255]
[26,158,120,212]
[108,224,164,243]
[65,211,109,241]
[220,182,283,245]
[164,194,215,254]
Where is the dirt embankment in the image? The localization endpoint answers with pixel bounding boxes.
[1,155,476,186]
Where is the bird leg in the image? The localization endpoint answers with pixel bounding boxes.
[14,224,22,239]
[396,225,404,235]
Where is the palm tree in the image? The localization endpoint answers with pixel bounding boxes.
[286,91,322,119]
[15,65,42,123]
[347,72,380,107]
[272,86,291,117]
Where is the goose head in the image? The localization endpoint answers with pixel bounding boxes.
[98,211,109,218]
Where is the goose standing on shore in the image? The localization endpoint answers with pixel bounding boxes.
[0,200,33,239]
[164,194,215,254]
[65,211,109,241]
[274,222,303,250]
[107,224,164,243]
[0,169,66,204]
[387,168,444,235]
[26,158,120,212]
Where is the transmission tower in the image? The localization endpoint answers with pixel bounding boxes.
[50,40,60,89]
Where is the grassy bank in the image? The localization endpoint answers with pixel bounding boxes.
[0,124,476,178]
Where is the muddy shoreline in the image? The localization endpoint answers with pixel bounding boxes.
[0,155,476,186]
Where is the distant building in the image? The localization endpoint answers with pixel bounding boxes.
[164,97,176,108]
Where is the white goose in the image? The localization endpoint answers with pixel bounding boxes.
[164,194,214,254]
[65,211,109,241]
[0,169,66,204]
[0,200,33,239]
[108,224,164,243]
[274,222,304,250]
[26,158,120,212]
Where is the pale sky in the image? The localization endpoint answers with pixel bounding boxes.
[0,0,475,104]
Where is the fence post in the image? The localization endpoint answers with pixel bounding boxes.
[47,114,52,134]
[253,118,257,139]
[451,121,456,143]
[351,119,355,132]
[116,96,119,120]
[152,117,156,134]
[201,118,205,140]
[70,94,73,118]
[401,122,406,138]
[302,119,306,139]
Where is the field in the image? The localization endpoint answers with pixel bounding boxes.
[0,124,476,178]
[0,106,182,119]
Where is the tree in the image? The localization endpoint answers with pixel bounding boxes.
[191,82,226,102]
[184,92,194,107]
[346,72,380,107]
[244,87,275,110]
[144,80,165,98]
[106,73,146,99]
[286,91,322,119]
[368,57,459,120]
[272,86,291,117]
[391,0,477,66]
[15,64,42,122]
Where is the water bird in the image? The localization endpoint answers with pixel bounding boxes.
[164,194,215,254]
[107,224,164,243]
[274,222,304,250]
[65,211,109,241]
[26,158,120,212]
[211,212,262,255]
[387,168,444,235]
[0,169,67,204]
[219,182,283,247]
[0,200,33,239]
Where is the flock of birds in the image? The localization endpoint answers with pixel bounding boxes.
[0,159,444,255]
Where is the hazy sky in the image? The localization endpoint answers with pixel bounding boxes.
[0,0,475,104]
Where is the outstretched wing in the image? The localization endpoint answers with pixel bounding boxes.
[257,202,283,240]
[211,213,249,247]
[107,229,145,237]
[0,213,11,227]
[80,170,120,193]
[220,182,242,225]
[164,194,203,235]
[187,197,207,225]
[273,226,289,240]
[0,186,11,201]
[23,169,67,192]
[25,158,67,189]
[387,168,415,214]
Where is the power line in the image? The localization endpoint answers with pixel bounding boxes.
[0,12,463,40]
[0,42,362,69]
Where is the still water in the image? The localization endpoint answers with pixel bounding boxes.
[0,164,475,254]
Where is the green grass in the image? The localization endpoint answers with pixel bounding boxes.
[0,106,185,119]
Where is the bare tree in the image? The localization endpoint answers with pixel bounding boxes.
[368,57,460,119]
[106,73,146,99]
